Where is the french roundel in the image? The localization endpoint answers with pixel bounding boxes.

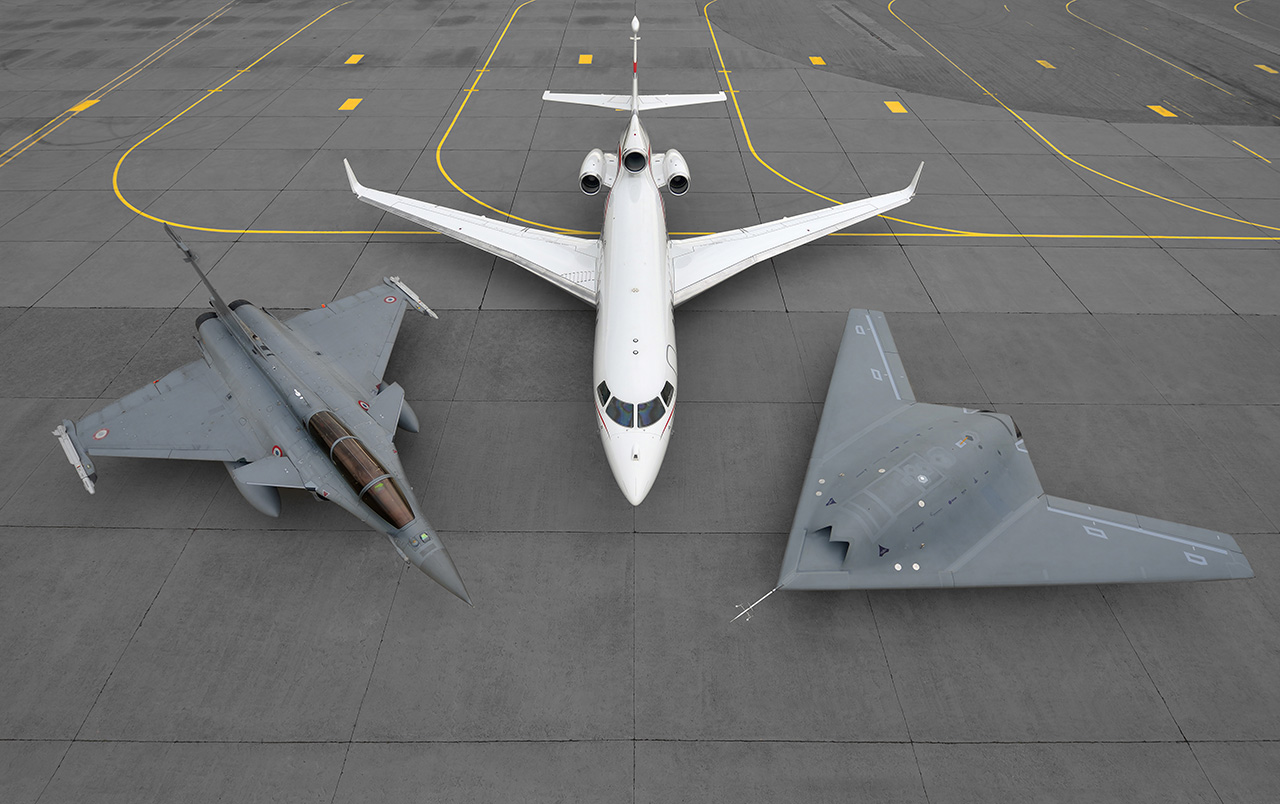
[93,428,109,440]
[384,295,397,304]
[272,445,284,457]
[358,400,370,411]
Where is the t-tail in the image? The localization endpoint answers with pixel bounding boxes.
[541,17,726,114]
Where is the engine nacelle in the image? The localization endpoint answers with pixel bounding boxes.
[579,148,606,195]
[662,149,690,196]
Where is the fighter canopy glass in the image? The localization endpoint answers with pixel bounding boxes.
[306,410,414,529]
[597,381,674,429]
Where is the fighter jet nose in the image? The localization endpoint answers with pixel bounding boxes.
[419,545,472,606]
[401,524,472,605]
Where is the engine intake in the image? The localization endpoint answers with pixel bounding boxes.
[623,149,647,173]
[579,148,605,195]
[662,149,690,196]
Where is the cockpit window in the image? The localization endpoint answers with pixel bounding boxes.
[605,396,634,427]
[361,477,414,529]
[307,410,414,529]
[636,397,666,428]
[599,380,673,429]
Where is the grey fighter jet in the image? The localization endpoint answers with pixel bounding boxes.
[769,309,1251,598]
[52,227,471,605]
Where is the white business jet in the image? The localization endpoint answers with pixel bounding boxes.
[344,17,922,505]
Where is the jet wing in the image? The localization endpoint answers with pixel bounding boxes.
[776,309,1253,590]
[63,359,263,464]
[344,160,601,306]
[669,164,922,306]
[286,279,422,387]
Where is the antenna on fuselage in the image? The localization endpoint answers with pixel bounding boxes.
[630,16,640,113]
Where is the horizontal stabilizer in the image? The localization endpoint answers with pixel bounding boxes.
[542,91,726,112]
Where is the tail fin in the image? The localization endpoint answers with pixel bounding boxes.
[541,17,726,113]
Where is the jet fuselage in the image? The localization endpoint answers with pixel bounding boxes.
[593,114,677,504]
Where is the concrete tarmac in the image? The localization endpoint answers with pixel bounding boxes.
[1,0,1278,801]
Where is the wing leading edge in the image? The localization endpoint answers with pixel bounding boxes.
[777,309,1253,589]
[344,160,601,306]
[670,163,922,306]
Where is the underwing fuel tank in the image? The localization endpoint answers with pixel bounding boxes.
[224,461,282,517]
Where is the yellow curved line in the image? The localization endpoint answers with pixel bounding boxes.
[701,0,982,236]
[885,0,1280,235]
[0,0,237,169]
[431,0,595,235]
[1233,0,1271,26]
[109,3,425,235]
[1064,0,1233,94]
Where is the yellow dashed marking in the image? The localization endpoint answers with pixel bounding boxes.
[345,54,364,65]
[1036,60,1055,69]
[68,99,100,112]
[1232,140,1272,163]
[884,101,908,114]
[1147,104,1177,117]
[1257,64,1279,74]
[339,97,362,111]
[578,54,592,64]
[809,56,825,65]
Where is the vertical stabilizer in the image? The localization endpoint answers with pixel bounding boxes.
[630,16,640,113]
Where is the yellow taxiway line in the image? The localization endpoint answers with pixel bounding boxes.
[883,0,1279,237]
[0,0,237,170]
[110,0,1278,241]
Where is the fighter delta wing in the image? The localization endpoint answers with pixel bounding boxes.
[776,310,1253,590]
[52,230,471,604]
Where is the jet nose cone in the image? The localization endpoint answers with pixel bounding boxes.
[605,436,664,506]
[419,544,472,606]
[401,523,472,605]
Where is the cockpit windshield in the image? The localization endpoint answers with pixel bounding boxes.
[597,381,674,429]
[307,410,414,529]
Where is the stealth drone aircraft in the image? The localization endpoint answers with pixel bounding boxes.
[53,227,471,605]
[754,310,1253,607]
[344,17,923,505]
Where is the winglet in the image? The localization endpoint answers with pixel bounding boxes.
[343,158,366,198]
[907,161,923,197]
